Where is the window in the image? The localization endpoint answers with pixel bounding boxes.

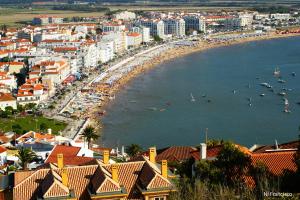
[153,197,165,200]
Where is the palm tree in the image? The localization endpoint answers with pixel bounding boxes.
[17,147,36,170]
[81,126,99,149]
[126,144,143,157]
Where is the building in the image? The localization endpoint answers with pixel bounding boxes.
[102,32,128,54]
[33,16,64,25]
[239,13,254,28]
[33,16,50,25]
[16,83,48,106]
[139,19,165,38]
[270,13,291,20]
[132,26,151,43]
[0,61,25,74]
[183,15,206,33]
[29,59,70,86]
[98,40,114,63]
[126,32,142,48]
[0,92,17,110]
[50,16,64,24]
[13,148,176,200]
[163,18,186,37]
[0,71,17,91]
[101,22,126,33]
[114,11,136,20]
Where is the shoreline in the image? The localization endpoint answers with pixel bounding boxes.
[87,32,300,138]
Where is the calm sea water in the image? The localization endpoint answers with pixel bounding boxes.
[100,37,300,148]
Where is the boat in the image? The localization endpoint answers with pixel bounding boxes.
[249,103,252,107]
[202,94,206,98]
[248,97,252,101]
[274,67,280,76]
[292,72,296,76]
[260,93,265,97]
[278,79,286,83]
[284,98,289,106]
[278,92,287,96]
[191,93,196,102]
[232,90,236,94]
[260,82,272,88]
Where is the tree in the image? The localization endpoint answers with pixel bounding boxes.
[12,124,22,134]
[126,144,143,157]
[81,125,99,149]
[213,142,251,186]
[153,35,162,42]
[39,123,48,132]
[16,147,36,170]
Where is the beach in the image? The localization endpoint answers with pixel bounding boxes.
[64,31,300,140]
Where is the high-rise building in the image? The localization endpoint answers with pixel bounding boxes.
[139,19,165,38]
[183,16,206,33]
[163,18,186,37]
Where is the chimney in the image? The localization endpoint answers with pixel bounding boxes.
[200,143,207,160]
[111,164,118,182]
[57,153,64,169]
[48,128,52,135]
[61,168,68,187]
[103,150,110,164]
[161,160,168,178]
[149,147,156,163]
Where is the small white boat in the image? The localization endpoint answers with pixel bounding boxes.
[278,79,286,83]
[260,93,265,97]
[278,92,286,96]
[233,90,236,94]
[191,93,195,102]
[284,98,289,106]
[274,67,280,76]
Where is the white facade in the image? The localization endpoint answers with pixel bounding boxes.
[126,33,142,48]
[139,20,165,38]
[270,13,291,20]
[183,16,206,33]
[163,18,186,37]
[0,93,17,110]
[239,14,254,27]
[102,32,128,54]
[114,11,136,20]
[98,41,114,63]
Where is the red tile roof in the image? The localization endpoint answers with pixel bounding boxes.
[14,159,175,200]
[45,145,96,166]
[0,92,15,102]
[251,151,297,176]
[155,146,197,162]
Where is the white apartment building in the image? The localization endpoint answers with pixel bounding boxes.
[0,72,17,91]
[114,11,136,20]
[101,23,126,33]
[183,15,206,33]
[98,41,114,63]
[254,13,270,20]
[139,20,165,38]
[101,32,128,54]
[126,32,142,48]
[132,26,151,43]
[0,92,17,110]
[163,18,186,37]
[270,13,291,20]
[239,13,254,27]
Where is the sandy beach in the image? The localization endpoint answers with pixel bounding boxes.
[84,31,300,133]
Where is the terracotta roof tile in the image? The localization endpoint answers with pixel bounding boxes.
[155,146,197,162]
[45,145,96,166]
[251,151,297,176]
